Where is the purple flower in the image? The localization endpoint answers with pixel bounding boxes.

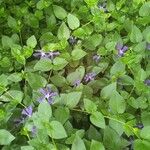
[116,43,128,57]
[144,79,150,86]
[33,50,60,60]
[146,43,150,50]
[134,123,144,129]
[93,54,100,63]
[38,86,58,104]
[68,36,77,45]
[73,79,81,87]
[22,105,33,117]
[84,72,96,82]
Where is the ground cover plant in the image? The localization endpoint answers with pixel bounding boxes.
[0,0,150,149]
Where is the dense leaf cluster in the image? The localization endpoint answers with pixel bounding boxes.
[0,0,150,150]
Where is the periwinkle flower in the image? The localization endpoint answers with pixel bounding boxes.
[73,79,81,87]
[134,123,144,129]
[146,43,150,50]
[38,86,58,104]
[93,54,100,63]
[68,36,77,45]
[33,50,60,60]
[22,105,33,117]
[97,1,107,12]
[84,72,96,82]
[144,79,150,86]
[116,43,128,57]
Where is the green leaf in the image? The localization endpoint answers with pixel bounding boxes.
[38,101,52,122]
[64,92,82,108]
[67,13,80,30]
[48,121,67,139]
[90,140,105,150]
[8,73,22,82]
[134,139,150,150]
[139,2,150,17]
[101,82,116,99]
[71,135,86,150]
[50,75,66,87]
[53,5,67,20]
[140,126,150,140]
[2,35,13,49]
[21,146,35,150]
[26,73,47,90]
[66,66,85,85]
[34,59,52,72]
[84,0,99,7]
[0,129,15,145]
[7,16,19,31]
[109,91,126,114]
[54,106,69,124]
[143,26,150,43]
[53,57,68,70]
[71,48,87,60]
[90,111,105,129]
[26,35,37,48]
[130,25,143,43]
[57,22,70,40]
[84,98,97,114]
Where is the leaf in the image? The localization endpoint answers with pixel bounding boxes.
[67,13,80,30]
[7,16,19,31]
[140,126,150,140]
[71,48,87,60]
[26,35,37,48]
[34,59,52,72]
[71,135,86,150]
[64,92,82,108]
[130,25,143,43]
[101,82,116,99]
[53,5,67,20]
[21,146,35,150]
[57,22,70,40]
[50,75,66,87]
[90,140,105,150]
[84,98,97,114]
[2,35,13,49]
[54,106,69,124]
[38,101,52,122]
[90,111,105,129]
[134,139,150,150]
[53,57,68,70]
[139,2,150,17]
[84,0,99,7]
[26,73,47,90]
[48,121,67,139]
[143,26,150,43]
[0,129,15,145]
[109,91,126,114]
[7,73,22,82]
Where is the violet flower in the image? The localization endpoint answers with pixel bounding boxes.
[38,86,58,104]
[84,72,96,82]
[68,36,77,45]
[93,54,100,63]
[116,43,128,57]
[73,79,81,87]
[146,43,150,50]
[134,123,144,129]
[33,50,60,60]
[22,105,33,117]
[144,79,150,86]
[97,1,107,12]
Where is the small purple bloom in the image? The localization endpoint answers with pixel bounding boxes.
[31,126,37,136]
[144,79,150,86]
[84,72,96,82]
[68,36,77,45]
[73,79,81,87]
[146,43,150,50]
[97,1,107,12]
[116,43,128,57]
[38,86,58,104]
[134,123,144,129]
[93,54,100,63]
[22,105,33,117]
[33,50,60,60]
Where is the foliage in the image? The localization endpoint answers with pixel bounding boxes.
[0,0,150,149]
